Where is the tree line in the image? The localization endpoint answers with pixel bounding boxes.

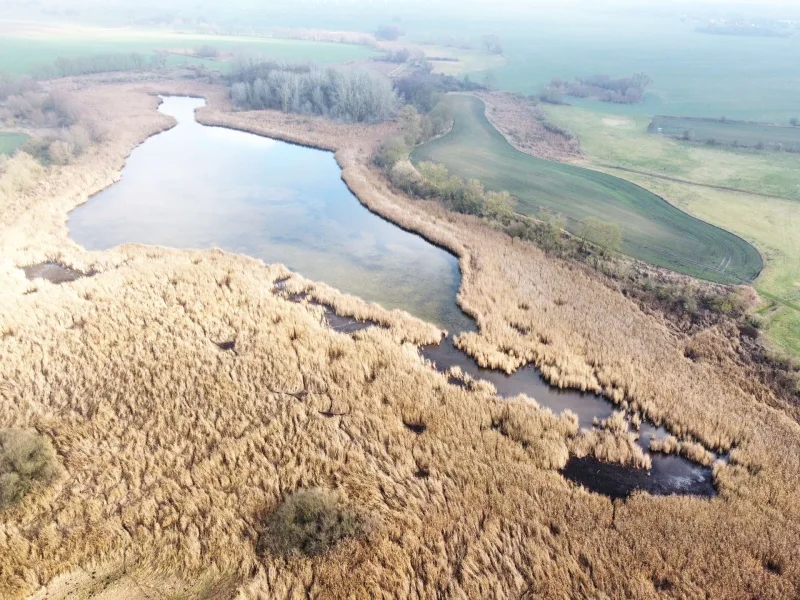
[543,73,653,105]
[228,58,397,123]
[36,52,169,78]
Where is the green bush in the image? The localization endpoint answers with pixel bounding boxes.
[258,488,366,557]
[0,429,60,508]
[373,136,409,170]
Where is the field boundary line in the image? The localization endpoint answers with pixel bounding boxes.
[756,289,800,313]
[599,164,795,201]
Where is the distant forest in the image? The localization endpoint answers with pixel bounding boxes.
[542,73,653,105]
[696,24,795,38]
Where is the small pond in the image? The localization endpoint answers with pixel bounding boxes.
[68,96,715,499]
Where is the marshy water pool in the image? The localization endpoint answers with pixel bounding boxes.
[67,96,715,499]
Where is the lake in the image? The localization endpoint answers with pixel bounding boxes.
[67,96,715,499]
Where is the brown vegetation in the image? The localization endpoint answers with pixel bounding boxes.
[0,78,798,599]
[477,91,582,160]
[220,27,379,48]
[649,435,717,467]
[570,411,652,470]
[0,429,61,508]
[257,488,368,557]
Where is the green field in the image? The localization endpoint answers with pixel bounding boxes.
[649,116,800,151]
[0,23,377,75]
[0,132,29,155]
[477,12,800,123]
[545,104,800,355]
[412,95,762,285]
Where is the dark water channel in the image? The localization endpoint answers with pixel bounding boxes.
[67,97,715,500]
[23,262,88,284]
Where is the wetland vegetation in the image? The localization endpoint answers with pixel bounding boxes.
[1,1,799,598]
[68,95,716,499]
[0,73,798,600]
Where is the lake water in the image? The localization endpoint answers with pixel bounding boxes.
[67,96,715,499]
[68,97,471,335]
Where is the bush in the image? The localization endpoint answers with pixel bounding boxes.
[38,52,166,78]
[389,161,422,194]
[195,45,220,58]
[258,488,366,557]
[47,139,76,165]
[379,48,411,63]
[22,125,92,165]
[578,216,623,256]
[544,72,652,105]
[394,72,484,113]
[0,429,60,509]
[373,136,409,170]
[375,24,402,41]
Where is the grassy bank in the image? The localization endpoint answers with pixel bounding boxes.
[547,104,800,356]
[412,95,762,284]
[0,132,28,155]
[0,22,376,75]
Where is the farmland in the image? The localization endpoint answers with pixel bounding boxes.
[379,39,506,76]
[546,104,800,355]
[490,11,800,123]
[0,22,377,75]
[412,95,763,285]
[0,132,28,155]
[1,81,799,599]
[649,115,800,151]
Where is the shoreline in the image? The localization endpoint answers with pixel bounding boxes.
[2,76,799,600]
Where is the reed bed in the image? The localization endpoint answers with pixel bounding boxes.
[0,79,798,599]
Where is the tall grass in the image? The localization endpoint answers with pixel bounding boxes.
[0,429,60,508]
[0,78,798,599]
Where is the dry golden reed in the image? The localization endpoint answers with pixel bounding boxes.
[0,78,798,599]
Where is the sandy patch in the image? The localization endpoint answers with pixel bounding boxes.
[601,117,634,128]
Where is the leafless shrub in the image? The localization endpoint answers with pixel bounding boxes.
[46,139,76,165]
[257,488,367,557]
[194,45,220,59]
[0,429,60,509]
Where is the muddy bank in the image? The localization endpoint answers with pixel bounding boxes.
[23,262,88,284]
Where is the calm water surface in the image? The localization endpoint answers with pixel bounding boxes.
[69,97,471,334]
[68,96,714,498]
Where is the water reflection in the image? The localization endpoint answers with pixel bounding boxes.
[68,97,471,334]
[423,337,715,498]
[68,96,715,498]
